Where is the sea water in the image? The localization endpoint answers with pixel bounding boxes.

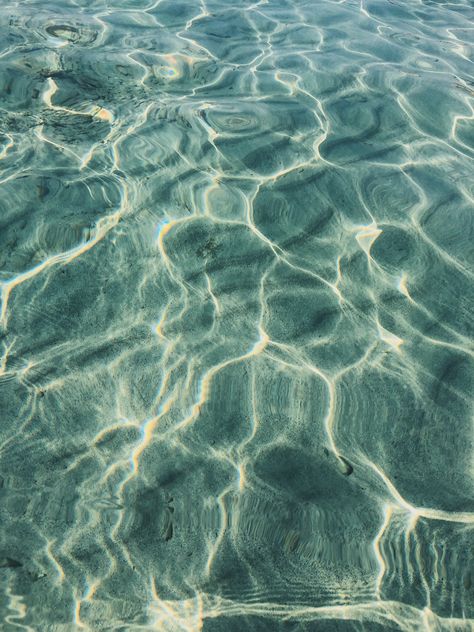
[0,0,473,630]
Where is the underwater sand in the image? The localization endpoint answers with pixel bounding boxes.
[0,0,473,630]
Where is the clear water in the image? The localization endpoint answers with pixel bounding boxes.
[0,0,473,630]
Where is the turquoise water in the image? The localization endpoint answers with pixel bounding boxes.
[0,0,473,629]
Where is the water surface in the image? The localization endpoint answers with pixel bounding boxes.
[0,0,473,630]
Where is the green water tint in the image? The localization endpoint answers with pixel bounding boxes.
[0,0,473,630]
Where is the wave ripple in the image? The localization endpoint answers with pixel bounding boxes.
[0,0,473,630]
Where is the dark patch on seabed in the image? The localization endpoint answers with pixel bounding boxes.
[0,0,473,630]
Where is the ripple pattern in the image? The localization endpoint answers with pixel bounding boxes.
[0,0,473,630]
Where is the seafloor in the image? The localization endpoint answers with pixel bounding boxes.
[0,0,473,630]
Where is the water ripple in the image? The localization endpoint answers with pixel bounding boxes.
[0,0,473,630]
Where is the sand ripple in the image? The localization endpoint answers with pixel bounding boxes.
[0,0,473,629]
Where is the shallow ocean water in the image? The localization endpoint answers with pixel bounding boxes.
[0,0,473,630]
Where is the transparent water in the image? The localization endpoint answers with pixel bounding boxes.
[0,0,473,630]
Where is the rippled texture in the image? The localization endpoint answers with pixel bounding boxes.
[0,0,473,630]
